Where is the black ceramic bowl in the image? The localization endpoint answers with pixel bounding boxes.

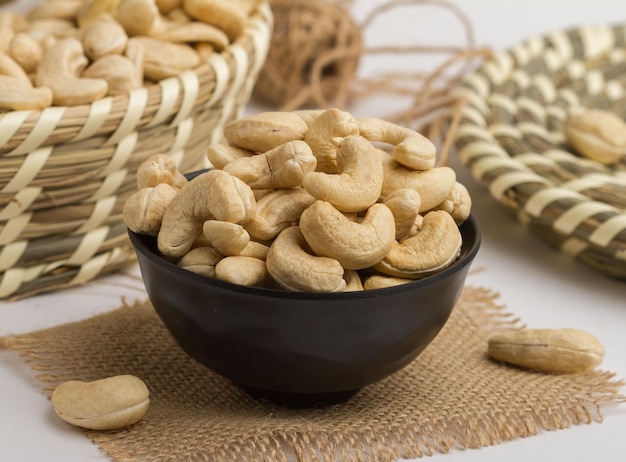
[129,213,480,407]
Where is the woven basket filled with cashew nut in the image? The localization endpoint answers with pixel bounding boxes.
[0,0,272,299]
[124,108,473,292]
[453,23,626,279]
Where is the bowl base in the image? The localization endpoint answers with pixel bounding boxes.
[238,385,361,408]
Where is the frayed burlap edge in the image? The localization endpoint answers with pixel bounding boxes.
[2,286,625,462]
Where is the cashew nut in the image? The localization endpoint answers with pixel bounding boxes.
[133,36,199,81]
[0,75,53,110]
[152,20,229,50]
[374,210,462,278]
[157,169,256,259]
[299,200,396,270]
[383,188,422,241]
[202,220,250,256]
[303,108,359,173]
[76,0,121,27]
[266,226,346,292]
[182,0,246,41]
[239,240,269,260]
[136,154,187,189]
[81,19,128,60]
[302,135,383,213]
[215,255,271,287]
[244,188,316,241]
[177,247,222,277]
[83,54,143,96]
[224,140,317,190]
[344,269,364,292]
[51,375,149,431]
[27,0,83,22]
[431,181,472,225]
[116,0,160,36]
[358,117,437,171]
[123,183,178,235]
[35,37,108,106]
[223,111,309,153]
[8,33,42,74]
[363,274,413,290]
[380,151,457,212]
[0,51,33,84]
[206,144,253,169]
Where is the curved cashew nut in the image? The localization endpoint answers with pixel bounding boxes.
[374,210,462,279]
[266,226,346,292]
[379,151,457,212]
[0,51,33,84]
[299,200,396,270]
[224,140,317,189]
[223,111,309,153]
[157,169,256,258]
[302,135,383,213]
[358,117,437,171]
[244,188,316,241]
[136,154,187,189]
[215,256,271,287]
[202,220,250,256]
[432,181,472,225]
[35,37,108,106]
[123,183,178,235]
[303,108,359,173]
[177,246,222,278]
[382,188,421,242]
[206,144,253,169]
[183,0,247,41]
[0,75,53,111]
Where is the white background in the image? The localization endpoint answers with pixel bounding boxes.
[1,1,625,461]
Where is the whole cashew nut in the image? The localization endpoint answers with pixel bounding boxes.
[299,200,396,270]
[374,210,462,278]
[123,183,178,235]
[215,255,271,287]
[158,169,256,259]
[244,188,316,241]
[380,151,457,212]
[177,246,223,278]
[358,117,437,171]
[383,188,422,241]
[431,181,472,225]
[363,274,413,290]
[224,140,317,190]
[302,135,383,213]
[303,108,359,173]
[202,220,250,256]
[137,153,187,189]
[223,111,309,153]
[266,226,346,292]
[35,37,108,106]
[206,144,253,169]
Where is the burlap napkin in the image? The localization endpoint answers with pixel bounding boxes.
[2,286,624,462]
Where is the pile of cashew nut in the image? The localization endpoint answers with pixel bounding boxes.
[123,108,472,292]
[0,0,261,110]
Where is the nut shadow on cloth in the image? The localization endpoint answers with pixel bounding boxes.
[2,286,625,462]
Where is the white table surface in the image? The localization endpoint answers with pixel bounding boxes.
[1,1,625,461]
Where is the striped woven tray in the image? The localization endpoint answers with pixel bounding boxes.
[453,23,626,279]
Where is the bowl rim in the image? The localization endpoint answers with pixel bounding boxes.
[128,212,481,301]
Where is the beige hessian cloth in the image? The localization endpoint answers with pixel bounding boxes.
[2,286,624,461]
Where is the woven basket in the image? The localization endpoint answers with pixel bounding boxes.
[453,23,626,279]
[0,4,273,299]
